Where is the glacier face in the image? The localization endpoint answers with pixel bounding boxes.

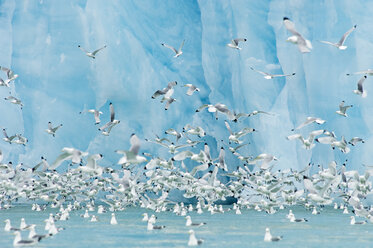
[0,0,372,173]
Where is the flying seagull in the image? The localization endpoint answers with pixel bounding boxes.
[319,25,357,50]
[227,38,247,50]
[161,40,184,58]
[78,45,107,59]
[250,67,295,79]
[283,17,312,53]
[353,75,367,97]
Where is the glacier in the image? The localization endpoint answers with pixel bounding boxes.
[0,0,372,176]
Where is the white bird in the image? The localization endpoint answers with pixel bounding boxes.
[90,215,98,222]
[116,134,147,166]
[147,221,165,230]
[286,129,324,150]
[347,69,373,76]
[225,121,255,144]
[336,101,353,117]
[312,207,320,215]
[78,45,107,59]
[4,219,20,232]
[4,95,23,108]
[319,25,356,50]
[185,216,206,227]
[80,109,103,125]
[0,66,18,83]
[13,231,41,247]
[27,224,51,240]
[161,40,184,58]
[353,75,367,97]
[250,67,295,79]
[2,128,17,144]
[348,137,364,146]
[160,89,176,110]
[183,84,200,96]
[350,216,366,225]
[20,218,31,230]
[151,81,177,99]
[99,103,120,135]
[289,215,308,223]
[196,103,235,120]
[142,213,149,222]
[264,227,282,242]
[50,147,88,170]
[283,17,312,53]
[227,38,247,50]
[331,136,350,153]
[292,117,326,131]
[110,213,118,225]
[248,153,278,170]
[75,154,103,176]
[188,230,203,246]
[45,122,63,137]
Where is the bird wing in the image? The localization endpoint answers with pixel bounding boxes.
[357,75,367,93]
[78,45,89,54]
[50,152,72,169]
[296,36,311,53]
[319,40,337,47]
[271,72,296,78]
[99,121,111,131]
[338,25,356,46]
[196,104,211,112]
[224,121,233,135]
[110,103,115,122]
[283,17,302,36]
[162,43,178,54]
[2,129,8,139]
[48,122,53,130]
[250,67,269,76]
[94,110,101,124]
[179,40,185,51]
[151,89,166,99]
[233,38,246,44]
[130,134,141,155]
[92,45,107,55]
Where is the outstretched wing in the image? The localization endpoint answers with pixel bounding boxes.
[338,25,356,46]
[92,45,107,55]
[161,43,177,54]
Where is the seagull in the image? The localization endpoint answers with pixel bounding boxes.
[147,220,166,230]
[78,45,107,59]
[188,230,203,246]
[331,136,350,153]
[312,207,320,215]
[185,216,206,227]
[283,17,312,53]
[264,227,282,242]
[4,219,20,232]
[142,213,149,222]
[110,213,118,225]
[161,40,184,58]
[289,215,308,222]
[27,224,51,240]
[319,25,357,50]
[99,103,120,135]
[45,122,63,137]
[90,215,98,222]
[0,66,18,83]
[116,133,147,166]
[80,109,103,125]
[348,137,364,146]
[20,218,31,230]
[160,89,176,110]
[248,153,278,170]
[49,147,88,170]
[292,117,326,131]
[2,128,17,144]
[336,101,353,117]
[227,38,247,50]
[225,121,255,144]
[13,231,41,247]
[196,103,235,120]
[4,95,23,108]
[286,129,325,150]
[353,75,367,97]
[151,81,177,99]
[350,216,367,225]
[250,67,296,79]
[183,84,200,96]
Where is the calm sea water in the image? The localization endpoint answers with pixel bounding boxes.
[1,205,372,247]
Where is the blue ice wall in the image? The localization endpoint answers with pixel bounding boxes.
[0,0,371,172]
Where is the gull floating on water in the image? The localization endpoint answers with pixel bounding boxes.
[161,40,184,58]
[350,216,367,225]
[264,227,282,242]
[110,213,118,225]
[185,216,206,227]
[13,231,41,247]
[78,45,107,59]
[188,230,203,246]
[319,25,356,50]
[250,67,295,79]
[283,17,312,53]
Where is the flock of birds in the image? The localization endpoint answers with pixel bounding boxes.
[0,16,373,246]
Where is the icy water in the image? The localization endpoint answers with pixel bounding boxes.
[1,205,373,248]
